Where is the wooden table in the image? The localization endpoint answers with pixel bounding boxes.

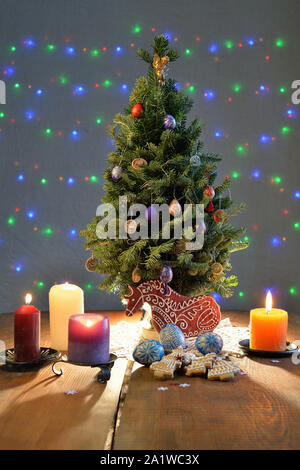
[1,311,300,450]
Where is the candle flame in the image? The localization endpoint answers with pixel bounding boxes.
[266,291,272,313]
[25,293,32,305]
[86,319,93,327]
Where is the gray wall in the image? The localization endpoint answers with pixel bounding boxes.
[0,0,299,314]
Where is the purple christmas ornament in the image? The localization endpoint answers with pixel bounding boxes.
[111,165,122,182]
[163,114,176,130]
[195,219,206,235]
[145,205,158,221]
[160,265,173,295]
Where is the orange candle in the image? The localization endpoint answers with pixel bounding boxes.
[250,291,288,351]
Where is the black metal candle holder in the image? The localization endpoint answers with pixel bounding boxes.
[0,347,60,372]
[52,353,117,384]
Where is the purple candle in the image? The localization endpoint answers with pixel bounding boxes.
[68,314,110,364]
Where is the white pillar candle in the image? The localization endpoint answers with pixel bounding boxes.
[49,283,84,351]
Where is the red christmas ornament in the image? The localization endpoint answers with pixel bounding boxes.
[131,103,144,118]
[124,280,221,337]
[203,184,215,199]
[213,209,226,223]
[205,200,214,212]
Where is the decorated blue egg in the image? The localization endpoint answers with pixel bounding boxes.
[111,165,122,182]
[159,323,186,351]
[163,114,176,130]
[195,332,223,355]
[133,340,164,366]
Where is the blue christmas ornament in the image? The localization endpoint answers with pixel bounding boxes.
[160,264,173,295]
[163,114,176,130]
[195,332,223,355]
[111,165,122,182]
[133,340,164,366]
[159,323,186,351]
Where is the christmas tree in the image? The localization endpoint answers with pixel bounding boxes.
[81,35,248,300]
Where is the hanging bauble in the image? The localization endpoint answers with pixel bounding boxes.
[111,165,122,182]
[203,184,215,199]
[131,103,144,118]
[132,267,142,283]
[188,267,198,276]
[85,256,98,272]
[132,158,148,170]
[195,219,206,234]
[195,332,223,355]
[169,198,181,217]
[124,219,137,234]
[211,262,223,276]
[163,114,176,130]
[145,205,158,221]
[160,265,173,295]
[213,209,226,223]
[190,154,200,167]
[205,200,214,213]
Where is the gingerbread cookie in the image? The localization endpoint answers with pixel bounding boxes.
[207,362,235,381]
[167,346,194,366]
[150,357,182,380]
[185,357,207,377]
[214,358,240,374]
[188,348,204,358]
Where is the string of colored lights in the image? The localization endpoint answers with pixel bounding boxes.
[1,27,299,303]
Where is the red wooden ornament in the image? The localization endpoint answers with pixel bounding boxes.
[213,209,226,223]
[203,185,215,199]
[124,280,221,337]
[131,103,144,118]
[205,200,214,212]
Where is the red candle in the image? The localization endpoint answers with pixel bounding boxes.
[14,293,40,362]
[68,314,110,364]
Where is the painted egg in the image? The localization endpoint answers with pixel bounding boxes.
[163,114,176,130]
[203,185,215,199]
[195,219,206,234]
[145,205,158,221]
[190,154,200,167]
[133,340,164,366]
[124,219,137,234]
[111,165,122,182]
[131,103,144,118]
[169,198,182,217]
[195,332,223,355]
[159,323,186,351]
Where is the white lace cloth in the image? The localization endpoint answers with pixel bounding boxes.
[110,317,250,359]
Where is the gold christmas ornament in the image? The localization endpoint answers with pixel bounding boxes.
[85,256,99,272]
[211,262,223,275]
[132,267,142,283]
[169,198,182,217]
[188,268,198,276]
[132,158,148,170]
[152,53,169,84]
